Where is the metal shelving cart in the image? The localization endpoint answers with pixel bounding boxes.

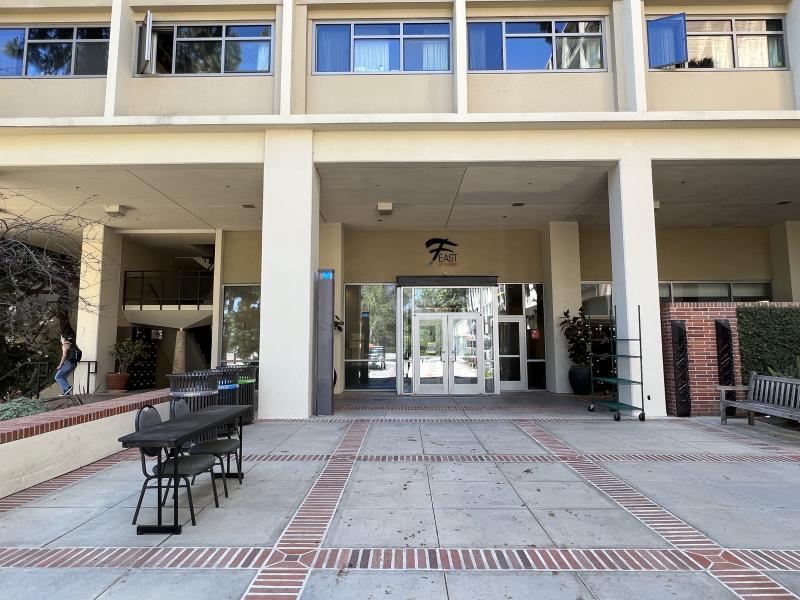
[588,305,646,421]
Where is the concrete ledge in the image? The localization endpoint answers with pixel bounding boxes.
[0,389,170,498]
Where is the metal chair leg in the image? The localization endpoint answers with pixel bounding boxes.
[132,478,149,525]
[161,478,173,507]
[217,456,229,497]
[184,476,196,526]
[209,468,220,508]
[236,448,242,484]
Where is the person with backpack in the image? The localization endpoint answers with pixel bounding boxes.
[55,334,81,396]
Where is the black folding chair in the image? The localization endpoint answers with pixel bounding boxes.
[131,405,219,527]
[170,398,242,498]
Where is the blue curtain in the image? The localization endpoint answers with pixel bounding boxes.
[316,24,351,72]
[647,14,688,68]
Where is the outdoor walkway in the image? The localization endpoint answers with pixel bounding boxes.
[1,392,800,599]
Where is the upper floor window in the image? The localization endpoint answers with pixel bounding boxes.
[650,17,785,69]
[468,20,604,71]
[0,26,109,77]
[314,21,451,73]
[139,23,272,75]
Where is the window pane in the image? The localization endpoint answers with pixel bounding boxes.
[75,42,108,75]
[221,286,260,361]
[556,36,603,68]
[506,21,551,34]
[354,23,400,36]
[659,283,671,301]
[686,20,731,33]
[0,29,25,76]
[77,27,110,40]
[468,22,502,70]
[29,28,73,40]
[354,38,400,72]
[500,356,522,382]
[524,283,545,360]
[226,25,271,38]
[497,284,523,315]
[225,40,270,72]
[582,283,612,317]
[316,24,351,72]
[403,38,449,71]
[671,282,731,302]
[731,282,771,302]
[687,35,734,68]
[403,22,449,36]
[506,36,552,70]
[414,288,481,313]
[344,284,397,391]
[527,361,546,389]
[177,26,222,38]
[499,322,521,355]
[737,35,785,67]
[556,21,601,34]
[25,42,72,75]
[176,41,222,73]
[647,14,688,68]
[735,19,782,32]
[155,30,174,74]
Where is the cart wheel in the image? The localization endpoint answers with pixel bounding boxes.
[588,404,595,412]
[638,412,646,422]
[613,412,621,421]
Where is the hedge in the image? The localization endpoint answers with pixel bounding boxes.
[737,306,800,383]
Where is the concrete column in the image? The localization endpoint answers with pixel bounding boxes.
[75,224,122,393]
[616,0,648,112]
[277,0,295,115]
[104,0,134,117]
[608,158,666,416]
[787,0,800,108]
[543,222,583,394]
[210,229,224,367]
[769,221,800,301]
[173,329,187,373]
[260,130,319,418]
[319,223,345,394]
[453,0,468,114]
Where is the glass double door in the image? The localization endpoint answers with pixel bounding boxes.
[413,313,483,394]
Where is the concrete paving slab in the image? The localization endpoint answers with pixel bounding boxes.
[46,506,180,547]
[512,481,616,510]
[341,479,432,509]
[0,507,103,546]
[429,481,525,509]
[532,508,671,548]
[165,505,293,546]
[769,572,800,595]
[624,479,747,510]
[670,507,800,548]
[0,568,127,600]
[302,569,447,600]
[445,571,591,600]
[434,508,554,548]
[27,477,141,509]
[325,507,438,547]
[244,461,325,482]
[422,439,488,454]
[497,462,582,482]
[96,568,257,600]
[580,571,739,600]
[352,462,428,481]
[420,423,479,440]
[722,481,800,509]
[426,462,506,482]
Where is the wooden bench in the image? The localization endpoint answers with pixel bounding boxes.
[718,372,800,425]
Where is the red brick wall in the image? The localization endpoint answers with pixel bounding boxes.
[660,302,800,416]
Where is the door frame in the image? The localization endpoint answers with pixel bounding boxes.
[448,313,484,395]
[498,315,528,391]
[412,313,448,395]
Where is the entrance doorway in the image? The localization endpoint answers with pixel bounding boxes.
[498,316,527,391]
[413,313,484,394]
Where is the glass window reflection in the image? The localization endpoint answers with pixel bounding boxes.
[221,285,260,361]
[345,284,397,390]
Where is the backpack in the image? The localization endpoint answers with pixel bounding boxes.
[68,343,83,363]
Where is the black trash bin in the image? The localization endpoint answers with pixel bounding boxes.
[167,370,219,441]
[220,361,258,424]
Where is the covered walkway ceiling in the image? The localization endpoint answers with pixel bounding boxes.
[2,161,800,233]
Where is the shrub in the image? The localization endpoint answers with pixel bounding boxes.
[0,397,50,421]
[559,308,592,367]
[737,306,800,384]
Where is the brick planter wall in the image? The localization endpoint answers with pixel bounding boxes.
[660,302,800,416]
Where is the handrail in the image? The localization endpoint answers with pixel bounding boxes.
[123,270,213,310]
[0,361,49,400]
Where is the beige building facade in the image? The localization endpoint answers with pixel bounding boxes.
[2,0,800,417]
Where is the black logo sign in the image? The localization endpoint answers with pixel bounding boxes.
[426,238,458,266]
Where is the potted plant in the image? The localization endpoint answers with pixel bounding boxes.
[559,308,592,395]
[107,339,147,391]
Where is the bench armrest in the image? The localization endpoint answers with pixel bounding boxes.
[716,385,749,391]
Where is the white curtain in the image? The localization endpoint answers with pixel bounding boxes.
[420,39,448,71]
[256,42,270,71]
[558,37,601,69]
[354,39,391,72]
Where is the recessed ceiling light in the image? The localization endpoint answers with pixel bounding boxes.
[502,215,508,219]
[776,200,792,206]
[242,204,256,209]
[511,202,525,207]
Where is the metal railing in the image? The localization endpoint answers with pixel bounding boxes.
[123,270,213,310]
[0,359,96,400]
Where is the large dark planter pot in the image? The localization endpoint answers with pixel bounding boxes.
[106,372,130,392]
[568,365,592,395]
